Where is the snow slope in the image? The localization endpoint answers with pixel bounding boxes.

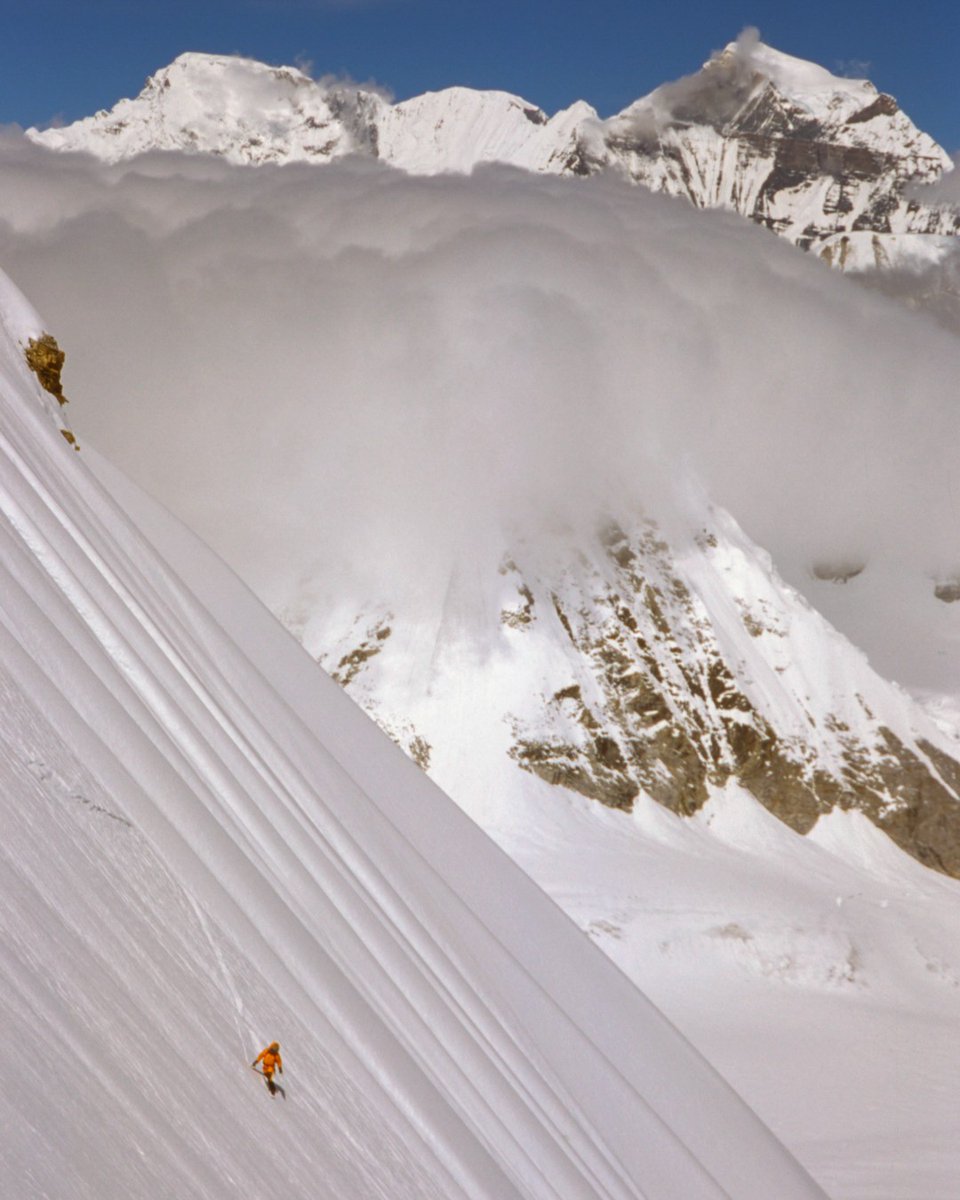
[0,273,832,1197]
[93,457,960,1200]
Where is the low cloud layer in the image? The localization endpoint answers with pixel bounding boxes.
[0,135,958,643]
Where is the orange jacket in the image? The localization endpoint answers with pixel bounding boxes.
[254,1044,283,1075]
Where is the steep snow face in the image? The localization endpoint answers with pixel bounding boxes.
[91,381,960,1200]
[31,53,387,165]
[0,269,834,1198]
[63,312,960,1200]
[379,89,593,175]
[595,38,958,250]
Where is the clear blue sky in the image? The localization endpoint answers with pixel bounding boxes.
[4,0,959,150]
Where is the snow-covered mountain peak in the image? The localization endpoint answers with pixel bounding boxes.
[719,37,944,158]
[28,54,591,175]
[613,35,944,160]
[716,36,876,106]
[27,38,959,263]
[596,37,955,251]
[379,85,595,174]
[31,51,387,165]
[144,51,326,114]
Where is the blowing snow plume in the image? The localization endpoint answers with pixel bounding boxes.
[1,133,959,684]
[609,26,768,140]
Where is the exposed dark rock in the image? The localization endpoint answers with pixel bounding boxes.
[501,583,536,629]
[847,94,899,124]
[408,734,432,771]
[812,560,866,583]
[25,334,68,405]
[331,616,392,688]
[933,579,960,603]
[507,521,960,878]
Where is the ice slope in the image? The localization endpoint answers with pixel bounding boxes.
[379,89,592,175]
[0,275,831,1198]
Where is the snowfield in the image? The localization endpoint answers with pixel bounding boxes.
[0,273,833,1198]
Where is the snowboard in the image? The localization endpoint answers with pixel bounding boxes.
[251,1065,286,1099]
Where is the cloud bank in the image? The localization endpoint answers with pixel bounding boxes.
[0,135,958,650]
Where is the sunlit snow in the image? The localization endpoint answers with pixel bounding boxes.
[0,272,836,1198]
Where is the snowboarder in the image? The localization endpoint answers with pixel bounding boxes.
[252,1041,284,1096]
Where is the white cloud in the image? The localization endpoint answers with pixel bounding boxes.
[1,135,958,650]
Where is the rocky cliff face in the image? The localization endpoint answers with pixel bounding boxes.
[589,39,958,254]
[290,505,960,879]
[28,40,960,265]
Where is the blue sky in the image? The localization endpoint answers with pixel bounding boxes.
[3,0,959,150]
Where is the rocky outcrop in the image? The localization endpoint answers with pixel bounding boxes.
[934,578,960,603]
[23,332,78,449]
[503,520,960,874]
[24,334,68,406]
[591,42,958,253]
[301,509,960,881]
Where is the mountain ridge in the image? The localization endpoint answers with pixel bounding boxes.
[27,39,960,262]
[295,500,960,879]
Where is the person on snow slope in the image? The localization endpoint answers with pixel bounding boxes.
[253,1042,283,1092]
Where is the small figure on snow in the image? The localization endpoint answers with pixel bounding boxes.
[252,1041,284,1095]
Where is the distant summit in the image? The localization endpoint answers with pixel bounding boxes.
[28,39,960,266]
[592,36,958,264]
[28,51,590,175]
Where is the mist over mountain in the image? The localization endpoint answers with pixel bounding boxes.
[28,32,960,264]
[2,127,958,686]
[0,266,845,1200]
